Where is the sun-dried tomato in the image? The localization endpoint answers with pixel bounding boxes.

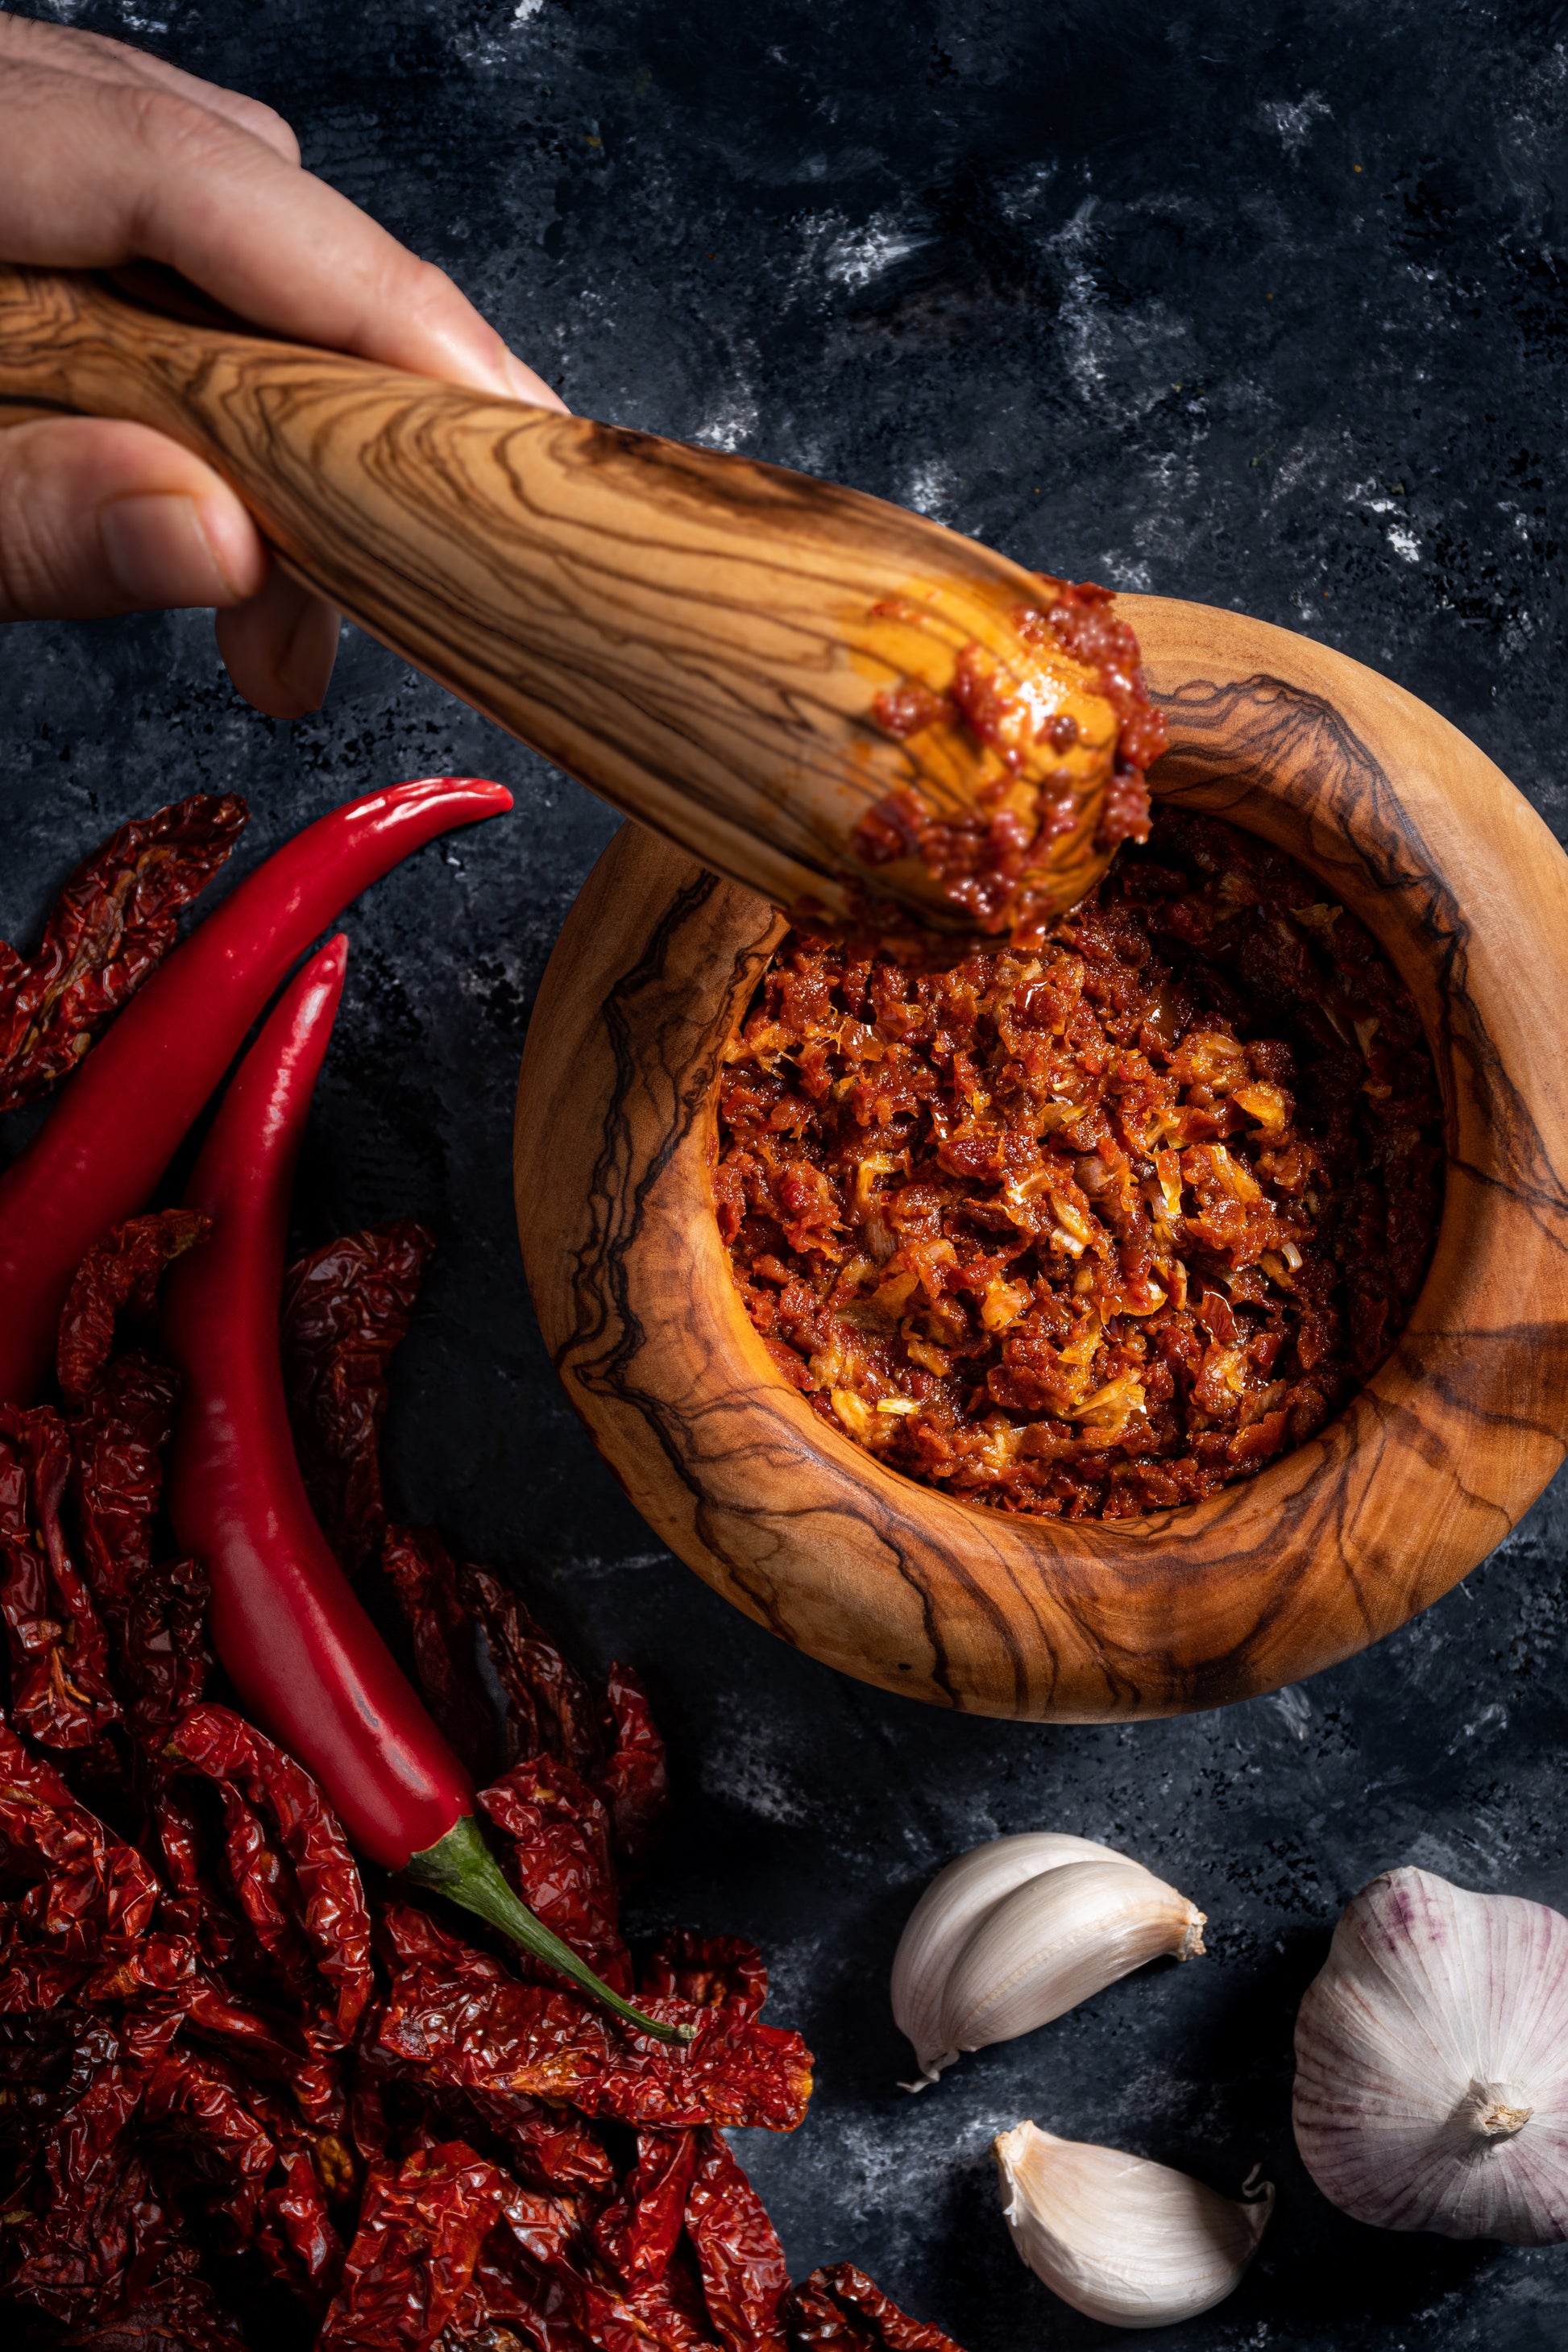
[641,1936,769,2024]
[479,1755,630,1997]
[782,2267,964,2352]
[686,2126,789,2352]
[0,1405,120,1753]
[371,1905,812,2132]
[282,1221,436,1576]
[56,1209,211,1407]
[321,2138,506,2350]
[380,1524,498,1786]
[0,792,247,1115]
[161,1705,371,2046]
[592,2127,696,2288]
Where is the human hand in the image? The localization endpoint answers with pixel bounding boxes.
[0,14,565,717]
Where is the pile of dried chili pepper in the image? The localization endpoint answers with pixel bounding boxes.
[0,802,966,2352]
[717,805,1444,1520]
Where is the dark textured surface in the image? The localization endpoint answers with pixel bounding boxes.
[4,3,1567,2345]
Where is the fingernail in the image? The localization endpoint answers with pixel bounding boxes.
[503,351,570,413]
[99,492,239,607]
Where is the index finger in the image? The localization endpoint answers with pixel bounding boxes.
[0,45,565,411]
[0,15,301,167]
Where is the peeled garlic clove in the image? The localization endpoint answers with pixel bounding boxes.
[994,2120,1272,2328]
[891,1832,1139,2081]
[1293,1865,1568,2244]
[931,1857,1205,2078]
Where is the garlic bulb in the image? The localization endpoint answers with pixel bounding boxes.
[891,1833,1205,2084]
[1294,1865,1568,2243]
[994,2121,1272,2328]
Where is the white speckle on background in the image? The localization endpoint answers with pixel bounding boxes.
[905,458,960,520]
[692,396,759,452]
[702,1719,809,1823]
[1270,1684,1313,1741]
[823,214,930,289]
[1387,521,1421,562]
[1259,92,1330,156]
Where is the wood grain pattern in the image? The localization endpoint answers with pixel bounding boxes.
[0,263,1121,930]
[515,598,1568,1719]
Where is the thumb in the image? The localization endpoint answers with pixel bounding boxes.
[0,411,266,620]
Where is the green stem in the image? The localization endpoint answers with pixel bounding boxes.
[402,1814,695,2044]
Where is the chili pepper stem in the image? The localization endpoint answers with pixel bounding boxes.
[402,1813,695,2043]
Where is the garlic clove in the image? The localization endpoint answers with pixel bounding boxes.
[993,2120,1272,2328]
[931,1857,1205,2077]
[890,1833,1159,2084]
[1294,1865,1568,2244]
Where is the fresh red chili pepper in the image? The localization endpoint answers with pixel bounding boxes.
[0,791,246,1114]
[158,943,687,2045]
[282,1220,436,1576]
[0,776,512,1407]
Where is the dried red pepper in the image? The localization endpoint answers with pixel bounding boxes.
[56,1209,211,1408]
[593,2127,696,2288]
[161,1703,373,2048]
[596,1662,670,1870]
[371,1903,812,2131]
[479,1754,631,1996]
[0,792,247,1116]
[782,2267,965,2352]
[283,1222,437,1576]
[0,1405,120,1752]
[380,1524,498,1787]
[687,2126,790,2352]
[321,2138,505,2350]
[458,1560,605,1783]
[641,1935,769,2024]
[0,1724,156,1993]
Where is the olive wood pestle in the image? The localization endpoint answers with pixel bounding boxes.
[0,263,1126,931]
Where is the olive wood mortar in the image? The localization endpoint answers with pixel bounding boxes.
[0,263,1119,932]
[516,597,1568,1719]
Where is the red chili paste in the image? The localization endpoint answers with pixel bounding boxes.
[716,808,1443,1520]
[848,580,1167,936]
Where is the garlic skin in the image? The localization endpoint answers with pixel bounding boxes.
[1294,1865,1568,2244]
[993,2121,1272,2328]
[892,1834,1204,2084]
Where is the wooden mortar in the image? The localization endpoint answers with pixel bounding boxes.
[514,598,1568,1719]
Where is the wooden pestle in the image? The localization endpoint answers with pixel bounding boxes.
[0,263,1127,931]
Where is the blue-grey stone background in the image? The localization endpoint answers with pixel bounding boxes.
[2,4,1566,2346]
